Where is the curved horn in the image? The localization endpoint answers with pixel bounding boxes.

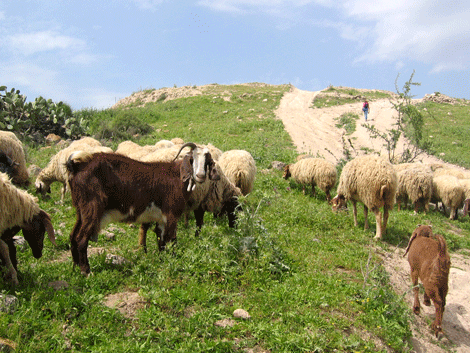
[173,142,197,161]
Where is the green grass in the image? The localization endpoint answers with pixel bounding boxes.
[418,100,470,168]
[1,83,469,352]
[312,86,392,109]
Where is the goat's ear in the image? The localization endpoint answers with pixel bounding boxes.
[180,154,193,183]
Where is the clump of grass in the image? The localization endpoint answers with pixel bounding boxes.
[335,112,359,135]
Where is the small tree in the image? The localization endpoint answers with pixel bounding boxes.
[363,70,430,163]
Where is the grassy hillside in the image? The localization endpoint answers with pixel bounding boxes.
[1,83,470,352]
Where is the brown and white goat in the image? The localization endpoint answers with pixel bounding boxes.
[66,143,218,275]
[403,224,451,337]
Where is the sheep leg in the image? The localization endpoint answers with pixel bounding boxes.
[311,184,316,197]
[139,223,151,253]
[382,207,390,234]
[373,208,383,240]
[363,205,369,230]
[0,239,18,286]
[352,200,358,227]
[325,189,331,202]
[194,206,205,237]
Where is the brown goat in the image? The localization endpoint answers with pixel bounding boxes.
[66,143,218,275]
[403,225,451,337]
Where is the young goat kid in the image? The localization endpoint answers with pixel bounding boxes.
[66,143,218,275]
[404,224,451,337]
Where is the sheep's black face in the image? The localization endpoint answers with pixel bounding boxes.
[21,213,46,259]
[283,166,291,180]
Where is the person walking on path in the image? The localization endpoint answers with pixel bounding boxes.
[362,100,370,121]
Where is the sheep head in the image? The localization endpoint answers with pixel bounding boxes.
[21,210,56,259]
[330,194,347,211]
[282,165,291,180]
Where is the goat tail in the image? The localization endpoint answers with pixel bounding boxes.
[435,233,448,259]
[66,150,94,175]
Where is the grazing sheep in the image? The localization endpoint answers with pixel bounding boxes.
[171,137,184,145]
[115,140,149,160]
[403,225,450,337]
[66,143,219,274]
[0,172,55,285]
[217,150,256,195]
[395,167,433,213]
[433,166,470,180]
[331,155,397,239]
[35,137,112,201]
[0,130,29,186]
[0,151,16,179]
[431,175,465,220]
[283,157,337,201]
[154,139,174,149]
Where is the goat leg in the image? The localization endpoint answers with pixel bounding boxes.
[411,271,421,314]
[423,292,431,306]
[139,223,151,253]
[194,206,205,237]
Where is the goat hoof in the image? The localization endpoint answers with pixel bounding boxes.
[413,306,420,315]
[424,299,431,306]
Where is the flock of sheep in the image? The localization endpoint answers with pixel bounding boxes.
[1,128,468,337]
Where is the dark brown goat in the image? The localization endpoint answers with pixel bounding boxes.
[66,143,218,275]
[403,224,451,337]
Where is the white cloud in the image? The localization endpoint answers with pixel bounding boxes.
[200,0,470,73]
[0,61,62,99]
[7,30,86,56]
[132,0,166,11]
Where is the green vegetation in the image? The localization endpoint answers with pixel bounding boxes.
[418,100,470,168]
[1,83,469,352]
[0,86,87,140]
[335,112,360,135]
[312,86,392,109]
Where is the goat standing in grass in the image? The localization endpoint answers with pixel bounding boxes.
[66,143,218,275]
[404,225,451,337]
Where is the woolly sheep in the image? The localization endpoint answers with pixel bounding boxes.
[0,130,29,186]
[35,137,112,201]
[395,166,433,213]
[431,175,465,220]
[0,172,55,285]
[458,179,470,199]
[331,155,397,239]
[217,150,256,195]
[433,166,470,180]
[171,137,184,145]
[115,140,149,160]
[283,157,337,201]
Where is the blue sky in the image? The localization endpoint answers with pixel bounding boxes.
[1,0,469,110]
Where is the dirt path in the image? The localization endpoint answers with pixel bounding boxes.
[275,87,470,352]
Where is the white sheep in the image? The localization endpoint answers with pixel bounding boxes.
[217,150,256,195]
[0,130,29,186]
[35,137,112,201]
[0,172,55,285]
[432,166,470,180]
[395,166,433,213]
[431,175,465,220]
[283,157,337,201]
[331,155,397,239]
[115,140,149,160]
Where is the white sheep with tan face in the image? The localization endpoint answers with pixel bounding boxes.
[331,155,397,240]
[35,137,112,201]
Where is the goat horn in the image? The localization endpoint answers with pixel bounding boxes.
[173,142,197,161]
